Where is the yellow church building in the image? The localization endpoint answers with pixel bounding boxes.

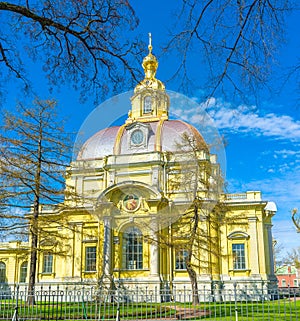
[0,42,277,292]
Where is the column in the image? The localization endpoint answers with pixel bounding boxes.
[248,217,260,276]
[74,223,83,279]
[150,235,159,276]
[103,217,112,276]
[150,221,159,276]
[265,223,275,275]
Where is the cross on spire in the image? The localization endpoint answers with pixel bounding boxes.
[148,32,152,53]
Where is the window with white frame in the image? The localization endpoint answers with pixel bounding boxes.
[232,243,246,270]
[122,226,143,270]
[85,246,97,272]
[175,249,189,270]
[20,261,28,283]
[43,253,53,273]
[0,262,6,283]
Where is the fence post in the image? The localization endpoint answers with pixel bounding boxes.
[115,282,120,321]
[116,305,120,321]
[12,285,19,321]
[234,282,238,321]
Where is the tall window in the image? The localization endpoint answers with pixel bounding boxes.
[43,253,53,273]
[143,96,152,113]
[175,249,189,270]
[20,261,28,283]
[0,262,6,283]
[122,227,143,270]
[232,244,246,270]
[85,246,97,272]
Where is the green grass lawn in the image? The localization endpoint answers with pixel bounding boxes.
[1,298,299,320]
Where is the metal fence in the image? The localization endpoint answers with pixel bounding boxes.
[0,283,299,320]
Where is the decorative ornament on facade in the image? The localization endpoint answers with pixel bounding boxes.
[123,194,140,212]
[126,122,150,148]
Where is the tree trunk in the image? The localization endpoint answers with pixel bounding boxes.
[185,203,200,305]
[27,131,42,305]
[186,259,199,305]
[27,212,38,305]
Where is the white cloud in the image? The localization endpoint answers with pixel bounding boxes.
[178,95,300,251]
[247,176,300,206]
[261,149,300,174]
[209,107,300,141]
[272,219,299,253]
[227,170,300,215]
[274,149,300,158]
[228,174,300,252]
[178,96,300,141]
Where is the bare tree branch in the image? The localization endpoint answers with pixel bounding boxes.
[164,0,294,100]
[0,99,81,302]
[0,1,143,101]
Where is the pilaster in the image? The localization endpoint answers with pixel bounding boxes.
[248,217,260,275]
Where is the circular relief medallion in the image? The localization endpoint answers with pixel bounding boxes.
[123,194,140,212]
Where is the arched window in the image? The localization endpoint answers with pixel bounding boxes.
[20,261,28,283]
[143,96,152,114]
[0,262,6,283]
[228,231,249,271]
[122,227,143,270]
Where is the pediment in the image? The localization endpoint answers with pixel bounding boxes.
[227,231,249,240]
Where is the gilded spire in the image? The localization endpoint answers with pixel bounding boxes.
[129,33,169,122]
[134,33,165,92]
[142,33,158,80]
[148,32,152,53]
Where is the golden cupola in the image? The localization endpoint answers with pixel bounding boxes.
[127,33,169,123]
[77,34,207,160]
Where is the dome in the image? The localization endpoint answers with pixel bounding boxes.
[77,38,208,162]
[77,120,207,160]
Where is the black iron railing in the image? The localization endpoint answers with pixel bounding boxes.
[0,282,299,320]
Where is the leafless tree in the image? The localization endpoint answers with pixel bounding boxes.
[0,99,75,304]
[1,1,296,103]
[272,240,284,271]
[156,132,226,304]
[283,246,300,269]
[164,0,294,100]
[292,208,299,231]
[0,1,143,101]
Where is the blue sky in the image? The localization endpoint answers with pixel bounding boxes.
[4,1,300,258]
[129,1,300,258]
